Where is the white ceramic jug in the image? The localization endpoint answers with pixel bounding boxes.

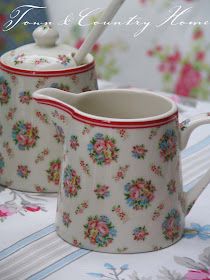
[33,88,210,253]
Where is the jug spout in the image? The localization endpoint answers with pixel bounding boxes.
[32,87,81,126]
[32,88,80,147]
[32,88,79,113]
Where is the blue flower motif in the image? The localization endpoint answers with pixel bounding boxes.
[95,133,103,140]
[109,228,117,237]
[104,263,115,270]
[0,154,5,174]
[184,223,210,240]
[87,272,104,278]
[120,264,129,271]
[87,143,93,152]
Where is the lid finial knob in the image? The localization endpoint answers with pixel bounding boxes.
[32,25,59,47]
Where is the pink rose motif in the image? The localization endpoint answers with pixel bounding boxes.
[98,186,108,195]
[136,231,146,240]
[167,51,181,64]
[16,134,28,146]
[94,140,106,154]
[97,221,109,236]
[27,138,36,147]
[185,269,210,280]
[24,204,41,212]
[75,38,100,53]
[193,28,203,40]
[130,187,140,200]
[106,140,115,148]
[71,169,77,177]
[175,63,202,97]
[196,51,205,61]
[2,83,7,95]
[69,185,77,196]
[92,43,100,53]
[136,182,145,189]
[89,220,98,229]
[0,204,17,217]
[117,171,123,178]
[51,162,60,170]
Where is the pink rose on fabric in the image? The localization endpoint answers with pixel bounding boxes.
[75,38,100,53]
[175,63,202,97]
[185,269,210,280]
[167,51,181,64]
[24,204,41,212]
[97,221,109,236]
[0,204,16,217]
[196,51,205,61]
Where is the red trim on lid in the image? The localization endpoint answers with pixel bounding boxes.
[34,97,178,129]
[0,60,95,77]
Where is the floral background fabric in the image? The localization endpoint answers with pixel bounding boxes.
[47,0,210,100]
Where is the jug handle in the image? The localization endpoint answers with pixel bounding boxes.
[180,113,210,215]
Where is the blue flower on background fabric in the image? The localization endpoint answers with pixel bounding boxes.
[184,223,210,240]
[87,263,129,279]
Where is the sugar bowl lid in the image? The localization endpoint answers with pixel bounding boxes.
[0,25,87,71]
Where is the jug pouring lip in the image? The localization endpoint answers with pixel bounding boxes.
[33,88,178,129]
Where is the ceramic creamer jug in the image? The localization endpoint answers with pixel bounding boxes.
[0,25,98,192]
[33,88,210,253]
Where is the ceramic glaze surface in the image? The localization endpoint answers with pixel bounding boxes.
[1,25,80,70]
[33,88,210,252]
[55,116,184,253]
[0,24,98,192]
[0,70,98,192]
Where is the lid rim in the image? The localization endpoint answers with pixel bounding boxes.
[0,60,96,77]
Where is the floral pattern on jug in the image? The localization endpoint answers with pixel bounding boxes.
[0,76,11,105]
[53,122,65,144]
[63,165,81,198]
[124,178,156,210]
[46,159,61,186]
[133,226,149,241]
[162,209,181,241]
[94,184,110,199]
[0,153,5,175]
[159,129,177,161]
[88,133,119,166]
[52,113,186,253]
[12,121,39,151]
[132,144,148,159]
[62,212,72,227]
[17,165,31,179]
[0,67,97,192]
[69,135,79,151]
[18,91,32,104]
[84,215,117,248]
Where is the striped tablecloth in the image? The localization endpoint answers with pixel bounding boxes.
[1,89,210,280]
